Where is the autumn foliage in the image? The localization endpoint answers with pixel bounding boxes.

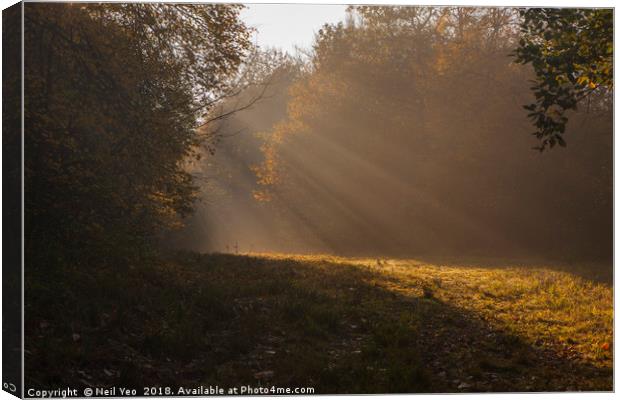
[244,7,612,260]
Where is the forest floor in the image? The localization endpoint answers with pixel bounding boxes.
[26,252,612,394]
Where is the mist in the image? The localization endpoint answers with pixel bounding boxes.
[171,6,612,265]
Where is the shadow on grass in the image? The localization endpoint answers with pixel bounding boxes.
[25,253,612,394]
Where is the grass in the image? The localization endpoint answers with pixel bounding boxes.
[25,252,612,393]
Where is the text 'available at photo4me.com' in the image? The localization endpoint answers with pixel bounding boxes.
[26,385,316,398]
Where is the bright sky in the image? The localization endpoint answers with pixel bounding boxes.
[240,4,348,54]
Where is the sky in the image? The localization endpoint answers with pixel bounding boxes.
[240,4,348,54]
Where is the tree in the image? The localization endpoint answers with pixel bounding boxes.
[514,8,613,151]
[24,3,250,266]
[250,6,611,260]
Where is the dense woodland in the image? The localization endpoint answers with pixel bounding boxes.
[22,5,614,267]
[175,7,612,263]
[24,3,250,267]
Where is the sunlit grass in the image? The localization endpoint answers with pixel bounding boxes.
[26,252,612,393]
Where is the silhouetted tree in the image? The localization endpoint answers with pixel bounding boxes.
[25,3,250,267]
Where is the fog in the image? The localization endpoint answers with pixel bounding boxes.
[169,7,612,264]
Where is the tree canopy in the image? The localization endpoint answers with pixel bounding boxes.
[514,8,613,150]
[240,6,612,260]
[25,3,250,266]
